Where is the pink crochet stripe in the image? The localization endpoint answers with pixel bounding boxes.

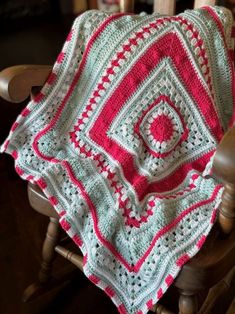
[146,299,153,309]
[68,15,217,197]
[105,286,115,298]
[70,139,176,228]
[88,274,100,285]
[33,91,44,103]
[15,166,24,176]
[21,108,31,117]
[29,15,141,273]
[37,178,47,189]
[90,32,222,200]
[176,254,190,267]
[57,160,222,272]
[203,6,235,127]
[72,234,83,247]
[14,137,221,272]
[66,30,73,42]
[210,208,217,224]
[11,122,19,132]
[2,139,10,151]
[56,52,65,64]
[32,13,128,162]
[134,185,221,272]
[18,144,220,273]
[11,150,18,159]
[62,160,133,271]
[71,130,213,198]
[196,235,207,249]
[60,218,71,231]
[165,274,174,287]
[26,175,34,182]
[59,210,66,217]
[48,195,59,205]
[203,7,227,40]
[47,72,57,85]
[118,304,127,314]
[157,288,163,299]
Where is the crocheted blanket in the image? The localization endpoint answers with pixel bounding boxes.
[2,6,235,314]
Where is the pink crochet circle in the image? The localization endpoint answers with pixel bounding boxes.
[149,114,174,143]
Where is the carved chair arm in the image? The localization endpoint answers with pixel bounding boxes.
[213,126,235,234]
[213,127,235,183]
[0,65,52,103]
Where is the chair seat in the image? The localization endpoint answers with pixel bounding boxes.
[28,182,59,219]
[28,182,235,294]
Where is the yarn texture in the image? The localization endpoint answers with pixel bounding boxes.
[1,6,235,314]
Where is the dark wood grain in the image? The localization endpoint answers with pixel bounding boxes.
[0,65,52,103]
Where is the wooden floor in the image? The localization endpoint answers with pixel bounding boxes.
[0,14,234,314]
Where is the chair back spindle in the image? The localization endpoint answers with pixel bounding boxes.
[120,0,217,14]
[213,127,235,234]
[194,0,216,9]
[120,0,134,13]
[153,0,176,15]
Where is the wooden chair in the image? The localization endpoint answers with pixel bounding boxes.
[0,1,235,313]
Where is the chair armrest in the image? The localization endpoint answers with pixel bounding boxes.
[0,65,52,103]
[213,126,235,183]
[213,126,235,234]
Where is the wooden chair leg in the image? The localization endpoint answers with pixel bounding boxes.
[150,302,174,313]
[178,291,199,314]
[38,217,60,283]
[23,217,61,302]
